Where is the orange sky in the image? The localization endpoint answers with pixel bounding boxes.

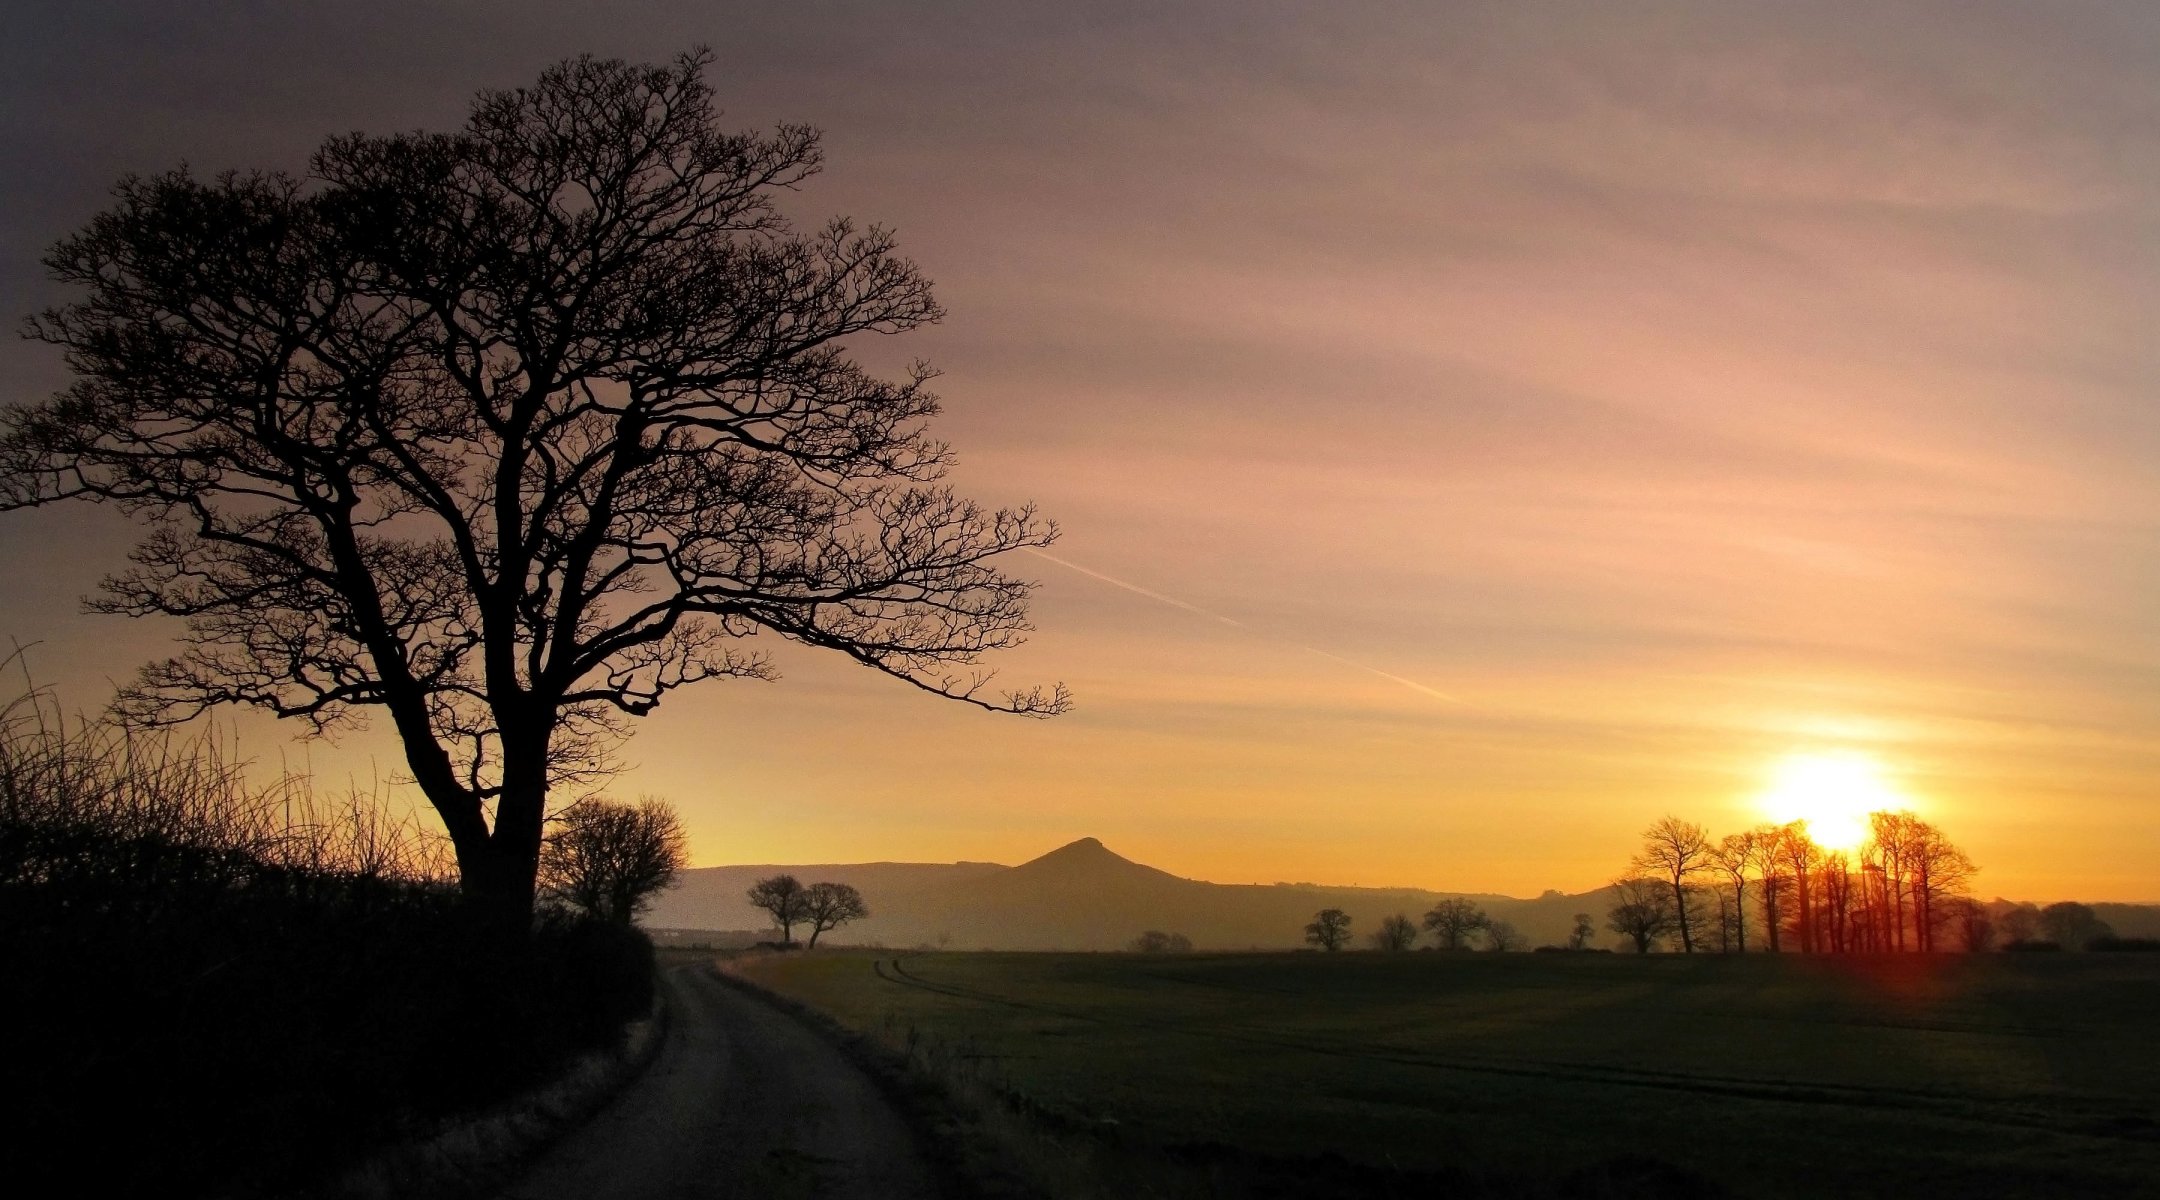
[2,3,2156,901]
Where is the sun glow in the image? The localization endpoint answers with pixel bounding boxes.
[1757,750,1907,852]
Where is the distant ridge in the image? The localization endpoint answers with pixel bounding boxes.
[642,838,2160,951]
[645,836,1601,950]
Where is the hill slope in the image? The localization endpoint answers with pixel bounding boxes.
[647,837,1606,950]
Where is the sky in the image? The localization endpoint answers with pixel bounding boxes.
[3,2,2157,901]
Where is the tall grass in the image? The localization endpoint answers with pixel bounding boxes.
[0,653,652,1198]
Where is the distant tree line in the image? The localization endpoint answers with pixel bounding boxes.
[1604,812,2120,954]
[1298,897,1554,953]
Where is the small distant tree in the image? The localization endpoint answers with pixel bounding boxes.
[746,873,808,945]
[1946,897,1995,952]
[538,796,688,925]
[1607,877,1675,953]
[2039,901,2113,950]
[1566,913,1597,951]
[801,881,869,948]
[1482,918,1526,953]
[1305,908,1352,952]
[1994,901,2041,945]
[1369,912,1420,952]
[1632,816,1711,954]
[1423,897,1490,951]
[1130,930,1193,954]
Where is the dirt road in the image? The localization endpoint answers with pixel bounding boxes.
[498,965,942,1200]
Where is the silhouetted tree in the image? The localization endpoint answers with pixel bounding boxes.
[1130,930,1193,953]
[0,50,1066,933]
[1369,912,1419,952]
[1423,897,1490,951]
[1771,822,1823,953]
[1710,830,1757,953]
[537,796,687,924]
[1305,907,1352,952]
[1741,823,1788,952]
[1946,897,1995,952]
[1482,918,1526,952]
[2039,901,2114,950]
[801,881,869,948]
[1632,816,1710,953]
[746,873,808,945]
[1607,877,1674,953]
[1995,901,2041,945]
[1567,912,1597,951]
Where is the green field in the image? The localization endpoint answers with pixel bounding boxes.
[733,949,2160,1198]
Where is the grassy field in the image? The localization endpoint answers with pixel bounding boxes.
[731,949,2160,1198]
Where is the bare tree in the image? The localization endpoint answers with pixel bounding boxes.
[1742,823,1788,952]
[538,796,687,924]
[1305,907,1352,952]
[1995,901,2041,945]
[1566,912,1596,951]
[1422,897,1490,951]
[0,50,1065,932]
[1607,877,1674,953]
[1369,912,1419,952]
[1482,918,1526,953]
[1946,897,1995,952]
[1771,822,1823,953]
[1130,930,1193,954]
[1632,816,1711,953]
[1710,830,1757,953]
[746,873,808,945]
[801,880,869,948]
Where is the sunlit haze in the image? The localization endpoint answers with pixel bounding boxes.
[1758,751,1906,852]
[3,3,2157,902]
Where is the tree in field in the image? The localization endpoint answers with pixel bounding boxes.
[1305,907,1352,952]
[1771,822,1822,953]
[1710,830,1757,953]
[0,51,1066,933]
[746,873,808,945]
[1130,930,1193,954]
[1482,918,1525,953]
[1741,823,1788,952]
[537,795,687,924]
[1631,816,1710,953]
[801,881,869,948]
[1946,897,1995,952]
[1566,912,1597,951]
[1995,901,2041,945]
[1607,877,1674,953]
[1422,897,1490,951]
[2039,901,2113,950]
[1907,819,1975,952]
[1369,912,1419,952]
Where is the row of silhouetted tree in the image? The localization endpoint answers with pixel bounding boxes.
[1607,812,2036,954]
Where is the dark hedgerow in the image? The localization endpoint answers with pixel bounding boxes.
[0,679,654,1198]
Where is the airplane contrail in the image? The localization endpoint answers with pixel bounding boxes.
[1021,548,1469,707]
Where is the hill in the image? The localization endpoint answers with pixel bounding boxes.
[646,837,1608,950]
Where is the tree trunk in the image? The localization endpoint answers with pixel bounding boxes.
[1671,875,1694,953]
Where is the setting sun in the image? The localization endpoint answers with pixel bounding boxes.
[1758,751,1907,851]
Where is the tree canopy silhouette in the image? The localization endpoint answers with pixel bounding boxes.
[538,795,686,925]
[0,50,1065,928]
